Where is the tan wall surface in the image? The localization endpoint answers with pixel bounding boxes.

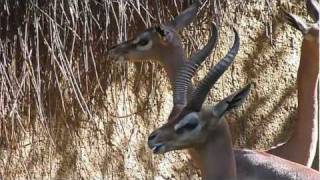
[0,0,311,179]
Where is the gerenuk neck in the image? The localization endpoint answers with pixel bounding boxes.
[294,39,319,165]
[267,38,319,166]
[195,120,237,180]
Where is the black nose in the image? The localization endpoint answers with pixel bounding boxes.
[148,132,157,141]
[148,131,159,149]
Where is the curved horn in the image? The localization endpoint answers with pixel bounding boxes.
[306,0,320,22]
[173,23,219,106]
[189,28,240,111]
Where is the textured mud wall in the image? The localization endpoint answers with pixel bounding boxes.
[0,0,309,179]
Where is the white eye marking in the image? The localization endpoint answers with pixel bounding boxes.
[174,123,180,131]
[137,40,153,51]
[132,37,140,44]
[174,113,199,131]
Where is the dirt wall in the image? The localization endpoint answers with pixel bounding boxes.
[0,0,311,179]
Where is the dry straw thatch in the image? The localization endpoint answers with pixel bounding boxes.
[0,0,308,179]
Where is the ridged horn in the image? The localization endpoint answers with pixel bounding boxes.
[189,28,240,111]
[173,23,219,106]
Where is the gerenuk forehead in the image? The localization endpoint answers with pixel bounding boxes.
[136,27,157,37]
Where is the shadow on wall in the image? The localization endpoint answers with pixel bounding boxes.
[0,0,304,179]
[231,12,298,149]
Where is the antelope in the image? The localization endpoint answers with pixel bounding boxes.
[147,28,320,180]
[108,0,318,167]
[108,1,202,89]
[108,0,217,133]
[267,0,319,167]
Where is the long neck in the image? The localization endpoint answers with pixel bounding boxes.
[267,39,319,166]
[292,39,319,165]
[194,120,237,180]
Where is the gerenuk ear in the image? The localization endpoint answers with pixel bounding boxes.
[283,10,309,35]
[212,84,251,119]
[306,0,320,22]
[168,0,200,30]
